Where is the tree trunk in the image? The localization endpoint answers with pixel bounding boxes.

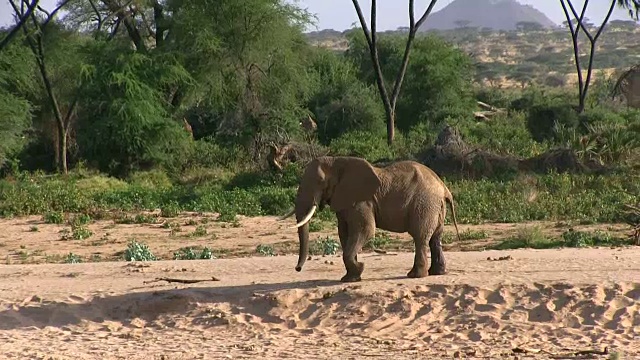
[60,127,68,174]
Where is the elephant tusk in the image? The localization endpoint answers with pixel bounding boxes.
[289,205,317,228]
[277,208,295,221]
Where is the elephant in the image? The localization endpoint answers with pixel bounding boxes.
[278,156,461,283]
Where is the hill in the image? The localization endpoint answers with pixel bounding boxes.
[304,22,640,89]
[419,0,557,31]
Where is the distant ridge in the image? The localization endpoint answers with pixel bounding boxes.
[419,0,558,31]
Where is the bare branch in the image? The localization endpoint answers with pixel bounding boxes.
[390,0,438,113]
[415,0,438,30]
[350,0,439,145]
[0,0,38,52]
[38,0,73,28]
[350,0,374,48]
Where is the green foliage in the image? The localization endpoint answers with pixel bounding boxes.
[256,244,275,256]
[43,210,65,224]
[70,225,93,240]
[491,227,632,250]
[173,246,214,260]
[560,229,623,248]
[64,253,83,264]
[306,48,386,142]
[124,239,157,261]
[527,103,579,142]
[309,236,340,256]
[459,229,489,240]
[77,41,194,176]
[345,31,476,130]
[365,232,393,250]
[490,226,552,250]
[459,111,547,157]
[0,169,637,225]
[190,225,207,237]
[329,130,396,163]
[0,38,35,170]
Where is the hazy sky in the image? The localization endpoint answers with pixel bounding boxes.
[1,0,637,31]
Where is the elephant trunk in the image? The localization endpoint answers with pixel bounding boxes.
[294,201,318,271]
[295,222,309,272]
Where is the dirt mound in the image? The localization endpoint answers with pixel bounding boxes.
[420,125,607,178]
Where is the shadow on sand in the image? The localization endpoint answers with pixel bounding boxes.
[0,277,368,331]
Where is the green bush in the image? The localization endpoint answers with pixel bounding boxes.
[459,111,547,157]
[526,103,579,142]
[329,130,395,163]
[124,239,157,261]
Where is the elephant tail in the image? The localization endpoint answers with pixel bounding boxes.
[444,188,461,243]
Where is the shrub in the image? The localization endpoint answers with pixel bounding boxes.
[329,130,395,163]
[526,103,579,142]
[128,169,173,189]
[124,239,157,261]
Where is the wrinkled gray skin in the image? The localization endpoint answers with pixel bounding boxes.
[281,156,461,283]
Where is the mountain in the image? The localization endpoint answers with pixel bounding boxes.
[419,0,558,31]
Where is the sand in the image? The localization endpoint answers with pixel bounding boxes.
[1,245,639,359]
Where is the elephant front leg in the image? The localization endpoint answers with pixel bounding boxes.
[428,225,446,276]
[340,220,373,283]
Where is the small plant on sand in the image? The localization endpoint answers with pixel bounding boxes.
[310,236,340,256]
[491,226,552,250]
[160,202,180,218]
[43,210,65,224]
[124,239,157,261]
[29,226,38,232]
[173,246,215,260]
[561,229,629,248]
[256,244,275,256]
[71,225,93,240]
[68,213,92,226]
[308,220,324,233]
[460,229,488,240]
[190,225,207,237]
[64,253,83,264]
[216,212,241,227]
[133,213,159,224]
[365,232,393,250]
[622,201,640,245]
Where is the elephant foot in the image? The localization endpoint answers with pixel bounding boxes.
[340,274,362,282]
[341,261,364,282]
[407,267,428,278]
[428,264,446,276]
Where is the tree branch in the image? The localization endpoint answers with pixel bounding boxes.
[102,0,146,52]
[390,0,438,110]
[351,0,394,144]
[560,0,585,99]
[581,0,617,107]
[0,0,38,52]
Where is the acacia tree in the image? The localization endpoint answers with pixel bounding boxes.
[8,0,79,173]
[350,0,438,145]
[560,0,640,113]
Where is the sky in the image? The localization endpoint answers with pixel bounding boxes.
[1,0,638,31]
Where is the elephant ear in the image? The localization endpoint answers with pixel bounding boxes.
[330,157,381,212]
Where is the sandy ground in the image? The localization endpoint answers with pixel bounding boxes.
[0,214,639,359]
[0,213,632,264]
[1,246,639,359]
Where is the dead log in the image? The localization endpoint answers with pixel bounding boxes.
[419,125,607,179]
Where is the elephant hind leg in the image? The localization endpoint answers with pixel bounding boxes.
[407,236,430,278]
[427,223,446,276]
[407,216,444,278]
